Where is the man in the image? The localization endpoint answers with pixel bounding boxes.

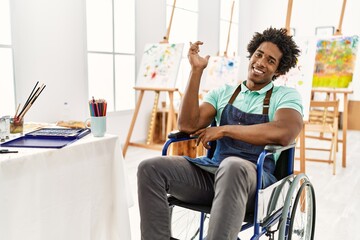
[138,27,303,240]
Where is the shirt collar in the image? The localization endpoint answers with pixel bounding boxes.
[241,81,274,94]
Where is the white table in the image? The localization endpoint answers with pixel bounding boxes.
[0,134,132,240]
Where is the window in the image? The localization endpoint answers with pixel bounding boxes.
[166,0,198,93]
[219,0,239,56]
[0,0,15,117]
[86,0,135,112]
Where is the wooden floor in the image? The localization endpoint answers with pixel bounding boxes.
[124,130,360,240]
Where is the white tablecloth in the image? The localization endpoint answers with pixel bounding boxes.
[0,134,132,240]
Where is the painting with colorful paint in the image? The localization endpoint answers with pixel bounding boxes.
[275,37,317,121]
[136,43,184,89]
[203,56,241,91]
[313,35,359,88]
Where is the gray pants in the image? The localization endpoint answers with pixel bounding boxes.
[137,156,257,240]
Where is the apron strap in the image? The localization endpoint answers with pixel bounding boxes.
[228,84,274,115]
[228,84,242,104]
[263,86,273,115]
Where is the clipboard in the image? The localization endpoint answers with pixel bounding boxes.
[0,128,91,149]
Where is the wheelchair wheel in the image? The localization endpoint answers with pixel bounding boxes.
[278,173,316,240]
[169,205,209,240]
[288,181,316,240]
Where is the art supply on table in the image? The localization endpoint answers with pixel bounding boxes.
[10,117,24,134]
[88,97,107,117]
[56,120,86,129]
[0,128,91,149]
[86,116,106,137]
[88,97,107,137]
[0,149,18,154]
[13,81,46,127]
[0,116,11,141]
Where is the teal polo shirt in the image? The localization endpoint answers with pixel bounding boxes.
[203,81,304,124]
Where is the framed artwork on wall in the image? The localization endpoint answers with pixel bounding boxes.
[290,28,296,36]
[315,26,335,36]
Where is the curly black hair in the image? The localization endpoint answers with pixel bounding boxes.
[247,27,300,80]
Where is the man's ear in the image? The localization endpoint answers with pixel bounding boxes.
[274,70,282,78]
[272,70,282,80]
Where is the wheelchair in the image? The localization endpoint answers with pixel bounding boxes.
[162,129,316,240]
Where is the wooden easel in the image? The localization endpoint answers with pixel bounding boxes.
[285,0,293,35]
[332,0,349,166]
[307,0,351,168]
[223,0,235,57]
[122,0,179,157]
[334,0,347,35]
[161,0,176,43]
[122,87,178,156]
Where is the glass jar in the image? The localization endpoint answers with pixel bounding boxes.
[10,117,24,134]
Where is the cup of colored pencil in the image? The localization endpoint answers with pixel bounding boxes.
[88,97,107,117]
[87,97,107,137]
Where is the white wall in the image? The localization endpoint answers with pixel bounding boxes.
[198,0,220,57]
[10,0,88,123]
[9,0,360,146]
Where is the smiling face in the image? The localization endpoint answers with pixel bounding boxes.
[247,42,283,91]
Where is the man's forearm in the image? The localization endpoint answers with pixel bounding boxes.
[178,69,204,132]
[221,120,302,147]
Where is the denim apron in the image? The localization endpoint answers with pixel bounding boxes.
[184,84,277,187]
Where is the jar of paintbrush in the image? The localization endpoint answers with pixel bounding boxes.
[10,117,24,134]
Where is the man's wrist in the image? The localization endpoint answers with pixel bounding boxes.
[221,125,240,138]
[191,67,205,74]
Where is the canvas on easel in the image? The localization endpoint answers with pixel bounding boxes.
[123,43,183,156]
[312,35,359,88]
[275,37,317,122]
[136,43,184,89]
[203,56,241,92]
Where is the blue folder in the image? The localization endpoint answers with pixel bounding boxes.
[0,128,91,149]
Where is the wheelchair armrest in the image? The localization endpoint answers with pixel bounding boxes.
[167,130,198,140]
[162,131,198,156]
[264,143,296,154]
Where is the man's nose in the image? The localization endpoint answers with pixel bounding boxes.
[256,57,265,67]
